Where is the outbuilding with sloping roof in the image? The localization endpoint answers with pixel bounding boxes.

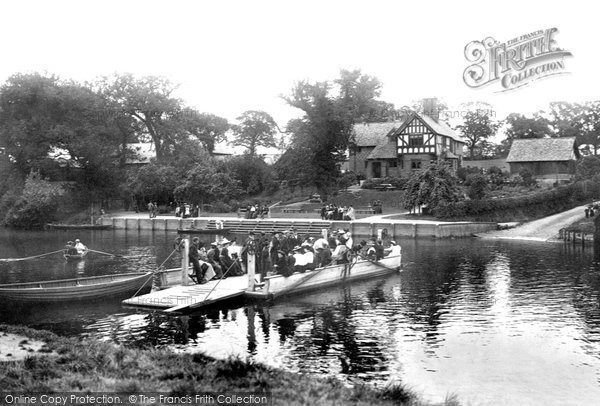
[506,137,580,179]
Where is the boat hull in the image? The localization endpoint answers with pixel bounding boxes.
[263,254,401,297]
[0,272,153,302]
[63,250,88,260]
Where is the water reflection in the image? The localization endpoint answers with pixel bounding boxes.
[2,229,600,404]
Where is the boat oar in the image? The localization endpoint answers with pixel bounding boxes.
[87,249,122,257]
[0,249,65,262]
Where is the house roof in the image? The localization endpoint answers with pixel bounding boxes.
[352,122,400,146]
[418,114,466,144]
[506,137,578,162]
[367,140,397,160]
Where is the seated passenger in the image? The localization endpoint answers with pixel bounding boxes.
[292,246,308,273]
[303,245,315,271]
[74,239,87,254]
[64,241,78,256]
[385,241,402,257]
[315,246,332,268]
[331,240,348,264]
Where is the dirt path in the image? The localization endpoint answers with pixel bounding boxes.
[477,204,589,241]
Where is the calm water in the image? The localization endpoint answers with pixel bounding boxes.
[1,228,600,405]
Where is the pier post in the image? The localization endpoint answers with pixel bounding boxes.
[182,238,190,286]
[248,252,256,291]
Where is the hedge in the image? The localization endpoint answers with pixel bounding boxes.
[434,179,600,221]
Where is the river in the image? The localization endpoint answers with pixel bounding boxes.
[1,228,599,405]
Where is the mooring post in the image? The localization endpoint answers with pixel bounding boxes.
[594,214,600,261]
[182,238,190,286]
[248,252,256,291]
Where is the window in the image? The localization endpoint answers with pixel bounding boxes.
[409,134,423,147]
[411,160,421,170]
[389,161,397,168]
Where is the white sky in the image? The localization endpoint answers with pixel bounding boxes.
[0,0,597,134]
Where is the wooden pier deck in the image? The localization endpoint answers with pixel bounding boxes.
[122,275,249,312]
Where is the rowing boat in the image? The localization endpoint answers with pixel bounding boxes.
[0,272,153,302]
[63,250,88,260]
[177,228,232,234]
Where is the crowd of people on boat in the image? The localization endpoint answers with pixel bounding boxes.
[185,229,401,284]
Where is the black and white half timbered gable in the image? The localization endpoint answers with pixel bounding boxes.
[396,115,437,156]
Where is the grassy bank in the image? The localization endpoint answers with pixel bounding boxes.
[0,324,458,406]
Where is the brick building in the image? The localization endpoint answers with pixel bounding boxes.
[348,109,467,178]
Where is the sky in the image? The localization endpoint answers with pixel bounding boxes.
[0,0,597,138]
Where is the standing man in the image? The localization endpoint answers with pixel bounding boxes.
[188,237,205,284]
[147,202,154,218]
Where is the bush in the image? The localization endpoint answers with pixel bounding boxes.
[457,166,481,182]
[519,168,536,186]
[434,178,600,220]
[361,178,382,189]
[465,173,489,200]
[3,171,65,229]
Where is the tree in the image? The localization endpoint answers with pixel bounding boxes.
[226,155,277,195]
[0,73,126,199]
[403,161,460,213]
[575,155,600,181]
[335,69,399,122]
[456,107,499,158]
[174,161,241,205]
[97,74,229,161]
[231,110,278,157]
[465,173,489,200]
[283,70,385,199]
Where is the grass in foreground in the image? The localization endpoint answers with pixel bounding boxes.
[0,324,459,406]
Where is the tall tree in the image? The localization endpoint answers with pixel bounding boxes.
[456,106,499,158]
[0,73,124,193]
[283,70,385,199]
[97,74,229,161]
[231,110,278,157]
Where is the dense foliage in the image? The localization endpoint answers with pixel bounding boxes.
[403,161,460,212]
[435,179,600,221]
[4,172,65,229]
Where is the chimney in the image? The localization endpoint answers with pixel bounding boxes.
[422,98,439,122]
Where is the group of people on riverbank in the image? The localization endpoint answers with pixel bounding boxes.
[320,204,356,221]
[241,204,269,219]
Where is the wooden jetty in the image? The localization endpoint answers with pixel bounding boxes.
[122,275,248,312]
